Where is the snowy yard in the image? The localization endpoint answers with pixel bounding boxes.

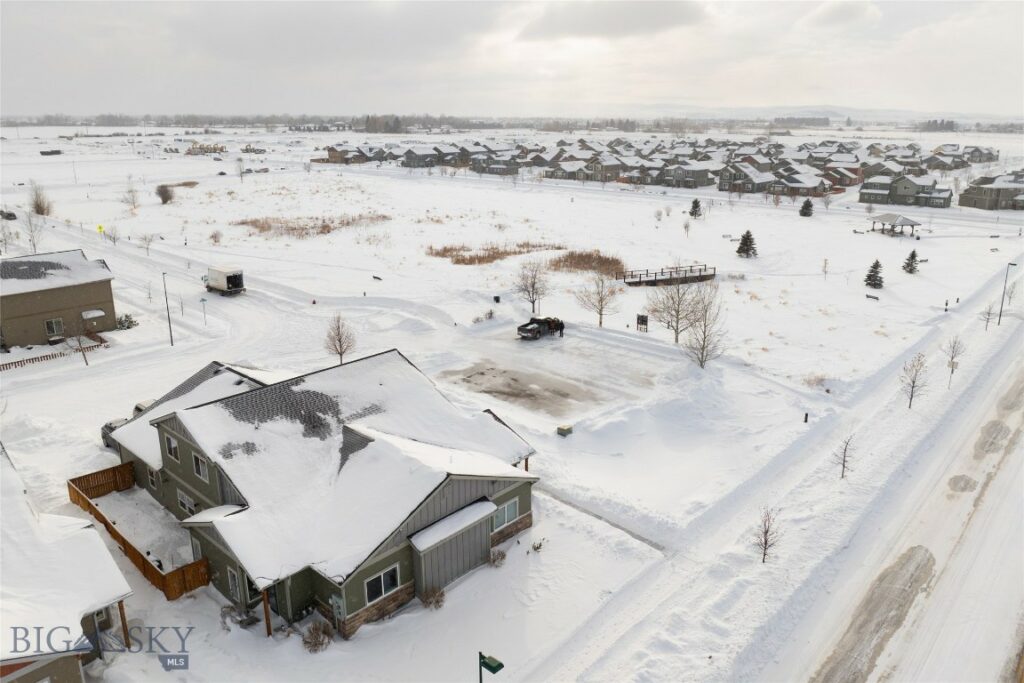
[90,487,194,571]
[2,125,1022,681]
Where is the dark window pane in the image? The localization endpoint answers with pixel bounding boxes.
[382,567,399,594]
[366,576,383,603]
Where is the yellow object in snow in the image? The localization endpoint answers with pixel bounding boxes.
[97,225,104,233]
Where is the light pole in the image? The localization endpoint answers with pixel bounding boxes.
[997,261,1018,326]
[162,272,175,346]
[479,652,504,683]
[200,297,208,326]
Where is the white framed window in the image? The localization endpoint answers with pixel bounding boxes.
[147,467,158,489]
[492,499,520,531]
[192,453,209,482]
[45,318,64,336]
[364,564,400,605]
[227,566,240,601]
[165,435,179,461]
[177,489,196,516]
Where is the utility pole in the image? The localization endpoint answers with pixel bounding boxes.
[997,262,1018,326]
[162,272,174,346]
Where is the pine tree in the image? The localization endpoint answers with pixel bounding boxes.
[799,198,814,217]
[689,198,702,218]
[865,260,884,289]
[736,230,758,258]
[902,249,919,274]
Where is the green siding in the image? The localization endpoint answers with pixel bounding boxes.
[155,424,222,513]
[341,545,413,615]
[490,481,533,530]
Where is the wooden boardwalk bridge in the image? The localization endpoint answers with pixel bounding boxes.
[616,264,716,286]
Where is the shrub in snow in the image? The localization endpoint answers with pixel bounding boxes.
[531,539,545,553]
[489,549,507,567]
[156,185,175,204]
[210,230,223,245]
[689,199,702,218]
[116,314,138,330]
[421,588,446,610]
[799,199,813,217]
[302,620,334,653]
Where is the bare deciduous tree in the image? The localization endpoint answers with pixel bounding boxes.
[29,181,53,216]
[121,177,139,212]
[754,506,782,563]
[139,233,155,255]
[237,158,246,183]
[574,274,622,327]
[900,352,928,409]
[942,335,966,388]
[822,193,832,211]
[22,212,44,253]
[1005,280,1019,308]
[980,302,996,330]
[646,281,695,344]
[324,313,356,365]
[1,220,18,254]
[64,318,93,367]
[832,434,854,479]
[512,260,550,314]
[684,281,727,369]
[105,225,121,246]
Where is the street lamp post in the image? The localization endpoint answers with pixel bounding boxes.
[479,652,504,683]
[200,297,208,326]
[997,262,1018,326]
[162,272,175,346]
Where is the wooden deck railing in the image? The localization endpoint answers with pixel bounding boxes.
[616,264,717,286]
[68,464,210,600]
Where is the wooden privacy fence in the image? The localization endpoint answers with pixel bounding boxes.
[68,464,210,601]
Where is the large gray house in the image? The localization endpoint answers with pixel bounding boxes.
[109,350,537,638]
[858,174,952,208]
[957,171,1024,210]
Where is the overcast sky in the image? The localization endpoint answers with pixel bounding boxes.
[2,1,1021,119]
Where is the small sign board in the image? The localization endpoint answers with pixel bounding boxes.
[636,314,648,332]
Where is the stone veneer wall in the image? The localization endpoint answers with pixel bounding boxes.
[338,582,415,639]
[490,510,533,547]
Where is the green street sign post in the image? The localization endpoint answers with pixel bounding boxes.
[479,652,504,683]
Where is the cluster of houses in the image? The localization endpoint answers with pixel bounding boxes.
[314,136,1013,208]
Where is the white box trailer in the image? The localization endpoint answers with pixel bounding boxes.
[206,266,245,295]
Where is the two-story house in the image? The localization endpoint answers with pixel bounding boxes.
[110,351,537,639]
[957,171,1024,210]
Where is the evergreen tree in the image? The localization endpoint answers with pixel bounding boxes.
[736,230,758,258]
[689,199,702,218]
[799,198,814,217]
[902,250,919,274]
[865,260,884,289]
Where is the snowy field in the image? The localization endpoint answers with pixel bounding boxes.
[2,125,1023,681]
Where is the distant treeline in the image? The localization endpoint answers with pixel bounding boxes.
[772,116,830,127]
[916,119,958,132]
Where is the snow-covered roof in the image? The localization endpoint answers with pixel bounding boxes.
[869,213,921,226]
[181,505,245,525]
[165,350,535,587]
[410,500,496,552]
[554,160,588,173]
[1,249,113,297]
[110,362,266,469]
[81,309,106,319]
[864,175,894,184]
[1,454,132,661]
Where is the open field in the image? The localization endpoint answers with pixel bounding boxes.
[2,126,1022,681]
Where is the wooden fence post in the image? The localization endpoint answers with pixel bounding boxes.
[262,590,272,637]
[118,600,130,646]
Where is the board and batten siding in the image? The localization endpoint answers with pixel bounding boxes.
[413,517,491,595]
[375,476,526,555]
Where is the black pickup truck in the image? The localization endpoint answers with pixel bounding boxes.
[517,317,564,340]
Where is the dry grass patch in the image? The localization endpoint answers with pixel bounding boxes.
[172,181,199,188]
[548,250,625,277]
[234,212,391,238]
[427,241,565,265]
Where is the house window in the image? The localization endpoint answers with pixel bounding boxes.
[364,565,400,605]
[192,453,209,483]
[191,537,202,561]
[227,566,241,601]
[45,318,64,336]
[147,467,158,489]
[177,489,197,516]
[165,435,179,461]
[493,499,520,531]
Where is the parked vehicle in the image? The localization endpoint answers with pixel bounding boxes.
[517,317,564,340]
[205,266,245,295]
[101,418,129,448]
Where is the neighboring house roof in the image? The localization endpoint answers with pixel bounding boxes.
[110,362,268,469]
[1,249,113,297]
[0,453,132,662]
[553,160,588,173]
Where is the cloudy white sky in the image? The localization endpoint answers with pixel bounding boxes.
[2,1,1021,118]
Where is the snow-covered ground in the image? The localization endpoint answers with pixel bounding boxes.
[2,126,1022,681]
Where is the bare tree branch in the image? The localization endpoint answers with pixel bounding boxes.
[832,434,854,479]
[942,335,966,389]
[574,274,622,327]
[324,313,356,365]
[512,260,551,314]
[900,352,928,409]
[684,281,727,368]
[753,506,782,563]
